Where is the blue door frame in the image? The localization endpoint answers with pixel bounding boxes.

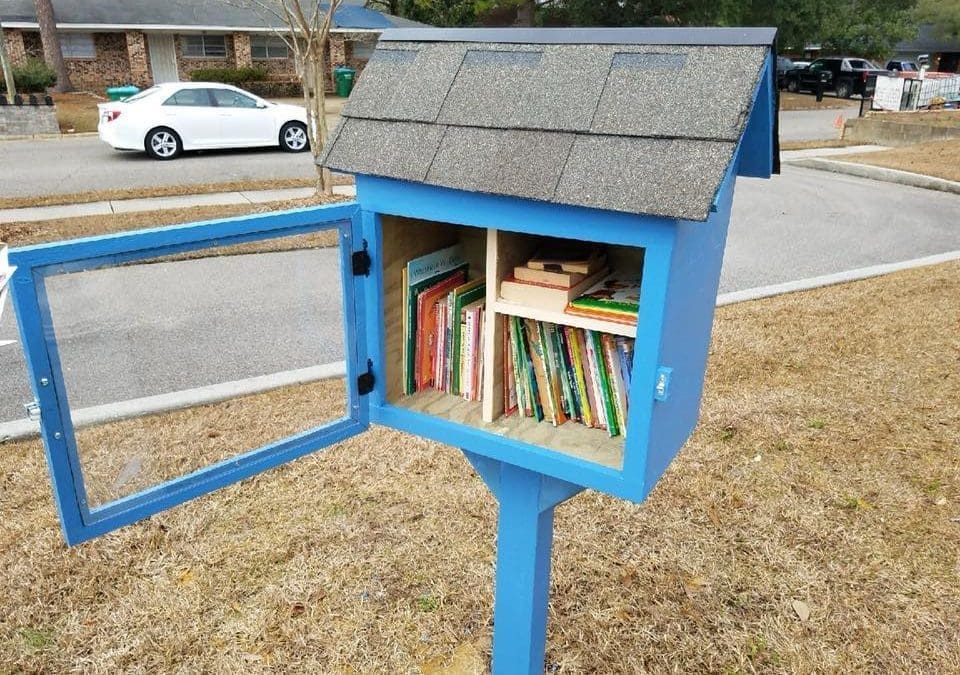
[7,203,369,545]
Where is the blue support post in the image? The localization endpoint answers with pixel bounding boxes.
[465,452,583,674]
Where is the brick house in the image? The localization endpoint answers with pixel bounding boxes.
[0,0,428,92]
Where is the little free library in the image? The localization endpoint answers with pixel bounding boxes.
[7,26,777,675]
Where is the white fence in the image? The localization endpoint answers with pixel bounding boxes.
[871,73,960,112]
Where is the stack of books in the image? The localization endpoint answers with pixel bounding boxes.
[503,316,634,437]
[566,274,642,326]
[402,244,486,401]
[499,241,608,311]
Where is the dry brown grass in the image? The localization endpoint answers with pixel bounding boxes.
[52,91,105,134]
[779,139,867,151]
[1,262,958,672]
[0,196,349,251]
[0,177,359,211]
[834,138,960,182]
[779,92,859,111]
[864,109,960,128]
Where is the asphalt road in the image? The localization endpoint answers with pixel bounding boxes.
[0,136,318,199]
[0,104,852,199]
[777,102,861,142]
[1,247,345,422]
[2,165,959,424]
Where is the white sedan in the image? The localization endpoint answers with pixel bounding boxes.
[98,82,310,160]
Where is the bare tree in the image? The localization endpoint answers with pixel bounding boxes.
[34,0,73,92]
[1,23,18,103]
[229,0,344,194]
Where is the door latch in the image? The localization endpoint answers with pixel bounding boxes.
[24,400,41,422]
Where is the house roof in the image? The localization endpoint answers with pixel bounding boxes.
[0,0,430,31]
[320,27,775,221]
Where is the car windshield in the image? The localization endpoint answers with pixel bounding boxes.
[122,87,161,103]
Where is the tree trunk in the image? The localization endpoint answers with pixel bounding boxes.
[309,39,332,195]
[34,0,73,93]
[515,0,536,27]
[0,24,19,102]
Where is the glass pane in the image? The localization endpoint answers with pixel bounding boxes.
[43,228,351,508]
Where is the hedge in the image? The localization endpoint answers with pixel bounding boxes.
[0,58,57,94]
[189,66,269,85]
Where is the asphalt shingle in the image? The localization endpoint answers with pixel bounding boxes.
[320,118,445,183]
[426,128,574,202]
[554,136,736,221]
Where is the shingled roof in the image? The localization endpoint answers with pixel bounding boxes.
[321,28,776,221]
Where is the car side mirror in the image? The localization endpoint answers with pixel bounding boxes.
[256,103,268,109]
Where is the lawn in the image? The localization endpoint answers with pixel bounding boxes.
[864,109,960,128]
[1,197,348,252]
[835,138,960,182]
[0,260,957,673]
[778,92,860,111]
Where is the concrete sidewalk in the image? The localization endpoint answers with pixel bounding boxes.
[0,184,357,224]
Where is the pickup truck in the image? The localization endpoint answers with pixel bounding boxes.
[784,57,891,98]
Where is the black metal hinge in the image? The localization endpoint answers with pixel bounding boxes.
[357,359,375,396]
[352,240,371,276]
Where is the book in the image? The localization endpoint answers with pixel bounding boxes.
[460,298,485,401]
[415,270,467,391]
[567,274,642,325]
[526,239,606,275]
[524,319,556,425]
[448,279,485,395]
[403,244,468,394]
[513,265,589,288]
[499,266,609,312]
[503,319,518,416]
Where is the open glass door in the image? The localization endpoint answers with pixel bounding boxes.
[6,203,368,545]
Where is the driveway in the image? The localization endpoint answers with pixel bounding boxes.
[2,166,960,424]
[778,102,861,142]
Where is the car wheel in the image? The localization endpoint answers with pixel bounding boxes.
[280,122,309,152]
[836,79,853,99]
[145,127,182,160]
[786,78,799,93]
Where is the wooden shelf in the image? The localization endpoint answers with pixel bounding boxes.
[396,390,624,469]
[492,298,637,338]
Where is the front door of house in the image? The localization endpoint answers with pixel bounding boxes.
[148,34,179,83]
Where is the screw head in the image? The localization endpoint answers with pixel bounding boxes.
[53,432,62,440]
[40,377,49,386]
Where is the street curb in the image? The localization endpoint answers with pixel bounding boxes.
[717,250,960,306]
[785,158,960,195]
[0,361,346,442]
[0,132,99,142]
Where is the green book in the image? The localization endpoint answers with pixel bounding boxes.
[448,279,485,395]
[589,330,619,437]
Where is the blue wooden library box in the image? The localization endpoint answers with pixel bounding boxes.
[8,26,777,674]
[322,26,778,502]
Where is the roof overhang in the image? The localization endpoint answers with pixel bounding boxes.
[380,27,778,46]
[1,21,383,34]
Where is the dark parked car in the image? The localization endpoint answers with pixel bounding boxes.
[785,57,891,98]
[776,56,796,89]
[885,59,919,72]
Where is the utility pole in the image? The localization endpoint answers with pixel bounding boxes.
[0,23,17,103]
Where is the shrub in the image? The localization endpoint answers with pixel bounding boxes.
[244,80,303,98]
[0,58,57,94]
[189,66,269,85]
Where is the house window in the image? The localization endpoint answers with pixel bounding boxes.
[182,35,227,58]
[59,33,95,58]
[349,41,375,61]
[251,35,289,59]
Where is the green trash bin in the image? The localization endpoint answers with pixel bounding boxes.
[334,67,356,97]
[106,85,141,101]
